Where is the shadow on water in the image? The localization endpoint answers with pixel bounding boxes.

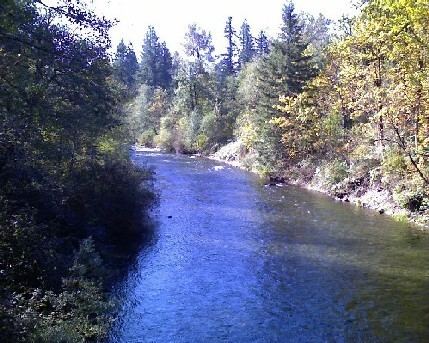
[108,152,429,343]
[254,185,429,342]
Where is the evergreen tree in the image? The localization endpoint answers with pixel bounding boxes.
[222,16,237,75]
[140,26,159,86]
[159,42,173,90]
[278,0,316,94]
[113,40,139,89]
[255,30,270,56]
[253,0,316,170]
[238,20,255,68]
[140,26,173,89]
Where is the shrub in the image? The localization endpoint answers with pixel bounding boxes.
[195,134,208,151]
[66,158,154,239]
[155,117,175,151]
[319,159,349,188]
[382,148,407,176]
[392,174,428,212]
[138,129,157,147]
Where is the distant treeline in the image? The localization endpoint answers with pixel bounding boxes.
[116,0,428,223]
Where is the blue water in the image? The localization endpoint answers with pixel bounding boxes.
[108,152,429,342]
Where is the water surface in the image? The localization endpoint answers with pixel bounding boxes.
[109,152,429,342]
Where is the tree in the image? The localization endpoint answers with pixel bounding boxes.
[302,14,332,70]
[159,41,173,90]
[269,0,428,196]
[251,1,317,170]
[348,0,429,183]
[140,26,173,89]
[183,24,216,110]
[255,30,270,56]
[0,1,154,340]
[222,16,238,75]
[184,24,215,70]
[113,40,139,90]
[279,0,316,94]
[238,20,255,68]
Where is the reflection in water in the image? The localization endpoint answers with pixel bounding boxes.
[108,152,429,343]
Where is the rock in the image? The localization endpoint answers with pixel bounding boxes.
[269,176,285,184]
[406,194,423,212]
[379,209,385,214]
[168,215,172,218]
[335,191,347,199]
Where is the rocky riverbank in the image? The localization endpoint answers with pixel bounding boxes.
[211,141,429,230]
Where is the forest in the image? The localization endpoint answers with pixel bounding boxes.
[0,0,154,341]
[0,0,428,341]
[117,0,428,226]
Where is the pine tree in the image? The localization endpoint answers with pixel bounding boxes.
[238,20,255,68]
[140,26,173,90]
[255,30,270,56]
[140,26,159,86]
[113,40,139,89]
[279,0,316,94]
[253,0,316,170]
[222,16,237,75]
[159,42,173,90]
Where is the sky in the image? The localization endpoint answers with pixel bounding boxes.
[88,0,356,56]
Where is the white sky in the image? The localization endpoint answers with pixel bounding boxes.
[89,0,356,56]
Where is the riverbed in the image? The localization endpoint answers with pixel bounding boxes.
[108,151,429,342]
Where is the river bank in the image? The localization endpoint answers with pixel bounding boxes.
[210,141,429,230]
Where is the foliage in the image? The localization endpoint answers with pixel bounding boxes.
[318,159,350,188]
[140,26,173,90]
[113,40,139,91]
[247,2,317,171]
[119,0,428,222]
[238,20,255,68]
[264,0,427,215]
[221,16,238,75]
[28,238,114,342]
[382,148,407,176]
[0,1,154,341]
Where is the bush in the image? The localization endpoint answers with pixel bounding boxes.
[382,148,407,176]
[195,133,208,151]
[394,190,428,212]
[319,159,349,188]
[392,174,428,212]
[138,129,157,147]
[176,116,194,153]
[155,116,173,150]
[1,238,115,343]
[66,158,154,239]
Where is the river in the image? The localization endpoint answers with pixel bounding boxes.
[108,151,429,342]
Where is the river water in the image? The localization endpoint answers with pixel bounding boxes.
[108,151,429,343]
